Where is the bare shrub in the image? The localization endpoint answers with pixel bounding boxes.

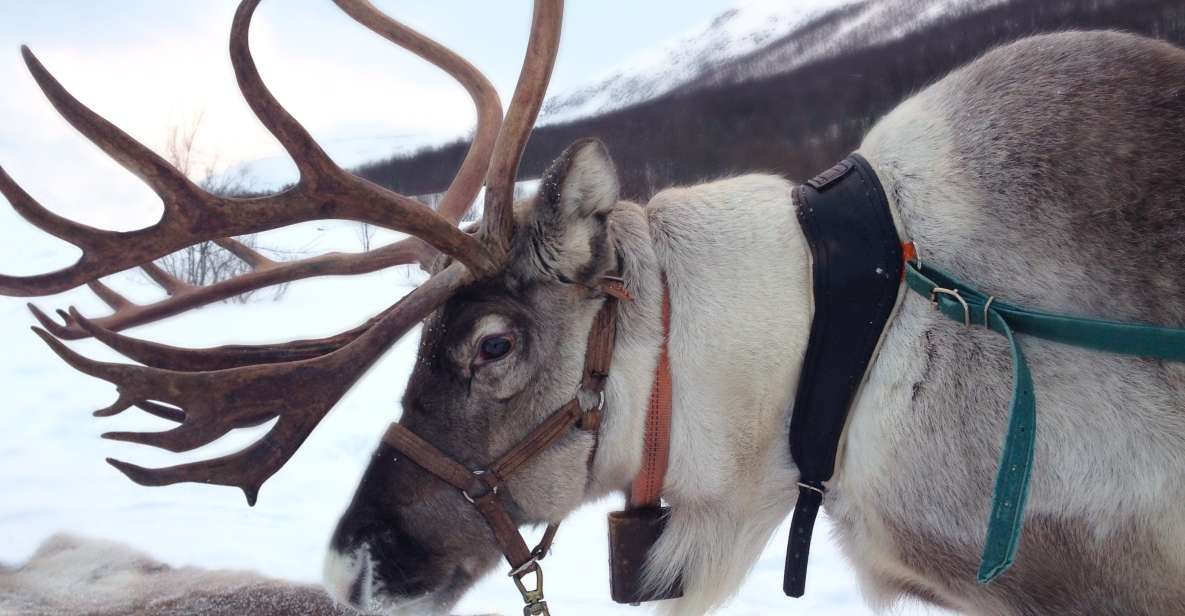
[356,222,376,252]
[153,113,288,302]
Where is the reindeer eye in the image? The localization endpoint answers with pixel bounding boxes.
[476,334,515,364]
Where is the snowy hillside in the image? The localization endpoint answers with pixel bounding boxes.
[539,0,862,123]
[683,0,1012,91]
[538,0,1011,124]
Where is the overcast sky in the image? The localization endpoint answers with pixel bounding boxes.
[0,2,752,243]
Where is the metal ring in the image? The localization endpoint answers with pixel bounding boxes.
[983,296,996,329]
[930,287,970,327]
[461,469,497,504]
[508,557,539,579]
[575,386,605,412]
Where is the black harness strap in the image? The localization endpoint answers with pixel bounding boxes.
[784,153,903,597]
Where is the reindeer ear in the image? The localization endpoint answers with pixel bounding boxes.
[517,139,619,284]
[544,138,619,219]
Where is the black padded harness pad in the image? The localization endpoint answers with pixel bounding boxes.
[783,153,903,597]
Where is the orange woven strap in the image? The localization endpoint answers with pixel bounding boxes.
[630,279,672,508]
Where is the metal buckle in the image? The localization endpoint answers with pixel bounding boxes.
[797,481,825,496]
[930,287,970,327]
[511,562,548,616]
[575,386,606,413]
[461,469,497,504]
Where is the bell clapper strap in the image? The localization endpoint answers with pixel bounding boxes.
[629,278,672,510]
[382,274,625,616]
[606,276,683,605]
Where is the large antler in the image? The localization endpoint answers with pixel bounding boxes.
[19,0,512,339]
[5,0,564,503]
[34,262,472,505]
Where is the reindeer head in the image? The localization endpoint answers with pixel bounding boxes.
[0,1,623,613]
[326,139,624,611]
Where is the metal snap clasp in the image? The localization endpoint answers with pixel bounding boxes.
[511,562,548,616]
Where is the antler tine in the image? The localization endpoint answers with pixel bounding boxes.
[332,0,503,225]
[140,263,194,296]
[480,0,564,256]
[33,262,470,505]
[0,164,115,250]
[27,303,77,339]
[213,238,275,269]
[68,306,380,371]
[88,280,133,310]
[17,46,202,227]
[28,237,428,340]
[229,0,339,184]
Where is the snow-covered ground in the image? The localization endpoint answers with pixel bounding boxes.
[0,218,952,615]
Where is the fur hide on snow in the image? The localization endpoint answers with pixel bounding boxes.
[0,533,354,616]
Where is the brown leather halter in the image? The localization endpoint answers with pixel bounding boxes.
[380,276,629,616]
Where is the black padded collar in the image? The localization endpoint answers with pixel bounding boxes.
[783,153,904,597]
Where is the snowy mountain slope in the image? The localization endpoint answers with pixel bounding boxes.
[682,0,1013,92]
[539,0,863,123]
[539,0,1012,124]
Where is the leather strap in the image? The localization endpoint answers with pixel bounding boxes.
[906,259,1185,582]
[490,400,587,481]
[784,154,904,597]
[908,262,1185,360]
[383,424,492,494]
[629,278,673,508]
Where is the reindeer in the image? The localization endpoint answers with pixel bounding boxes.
[3,0,1184,614]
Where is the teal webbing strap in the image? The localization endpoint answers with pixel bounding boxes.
[904,262,1185,583]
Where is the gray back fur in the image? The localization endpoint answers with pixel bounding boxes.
[842,31,1185,615]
